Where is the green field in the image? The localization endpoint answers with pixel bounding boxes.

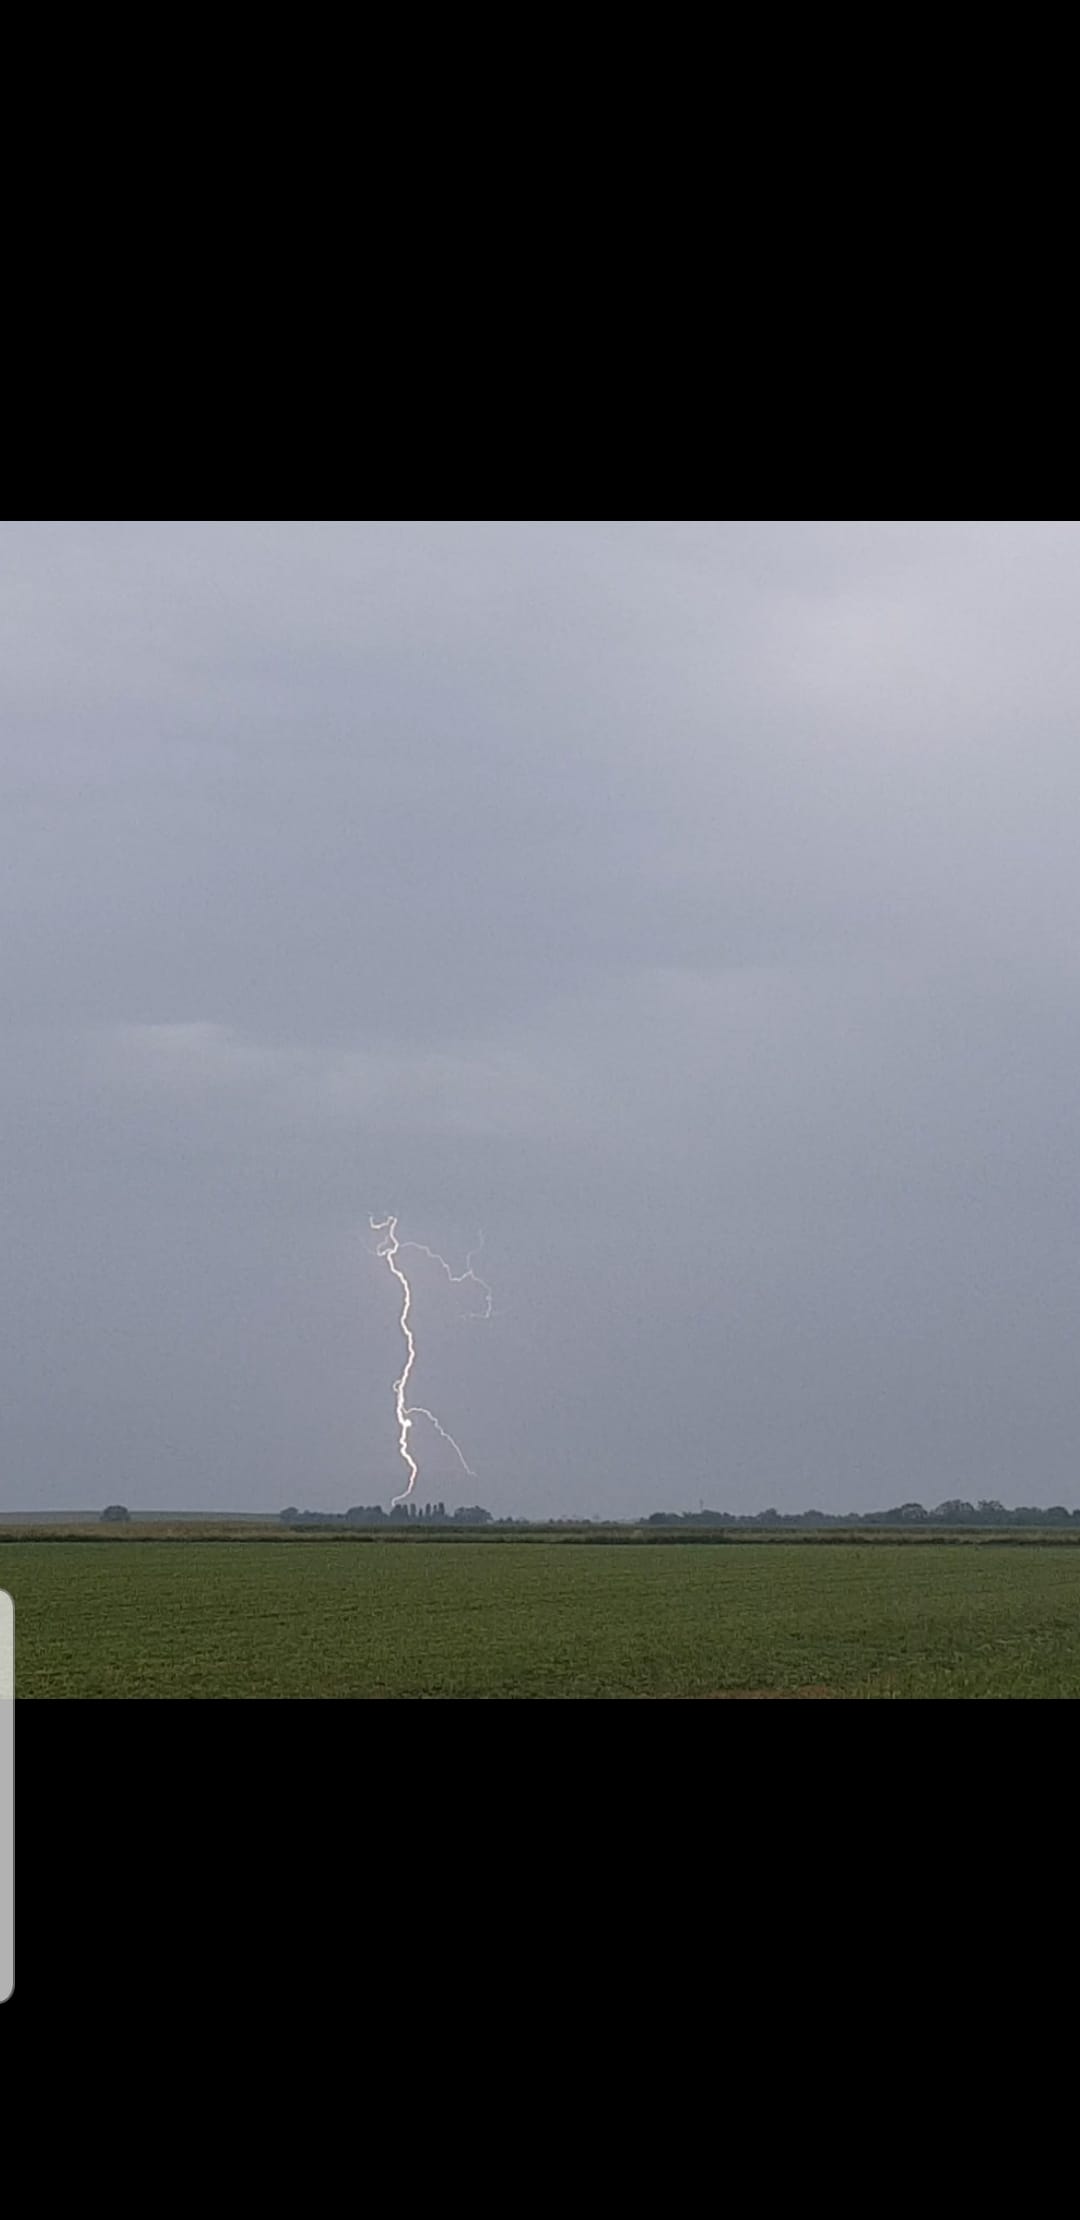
[4,1535,1080,1696]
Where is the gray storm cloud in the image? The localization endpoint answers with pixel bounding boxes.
[3,521,1080,1515]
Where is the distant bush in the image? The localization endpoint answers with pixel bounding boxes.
[101,1505,131,1523]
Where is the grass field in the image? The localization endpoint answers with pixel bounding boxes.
[4,1535,1080,1696]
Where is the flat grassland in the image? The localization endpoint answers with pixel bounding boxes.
[3,1533,1080,1696]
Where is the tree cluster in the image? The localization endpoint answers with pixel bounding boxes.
[280,1502,493,1527]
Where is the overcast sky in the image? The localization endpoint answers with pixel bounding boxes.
[3,520,1080,1517]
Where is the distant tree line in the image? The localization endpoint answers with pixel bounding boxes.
[643,1500,1080,1529]
[103,1497,1080,1532]
[280,1501,493,1527]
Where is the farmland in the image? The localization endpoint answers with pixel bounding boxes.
[3,1532,1080,1696]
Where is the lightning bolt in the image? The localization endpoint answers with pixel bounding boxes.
[370,1215,485,1506]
